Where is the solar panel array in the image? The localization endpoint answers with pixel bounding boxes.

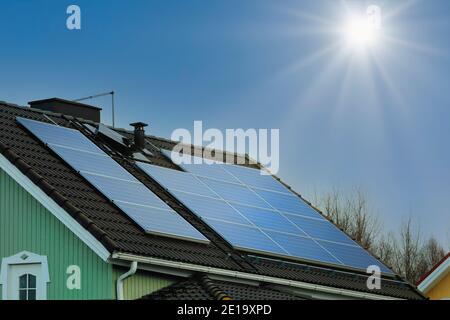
[17,116,392,273]
[140,154,392,273]
[17,117,207,242]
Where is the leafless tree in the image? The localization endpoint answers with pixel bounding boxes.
[416,237,446,278]
[447,231,450,251]
[376,232,398,270]
[317,187,380,250]
[314,188,446,284]
[319,188,350,231]
[345,189,381,249]
[394,217,423,282]
[391,219,446,283]
[423,237,446,266]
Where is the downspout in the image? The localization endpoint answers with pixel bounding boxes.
[116,261,138,300]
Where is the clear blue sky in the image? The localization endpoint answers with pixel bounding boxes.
[1,0,449,246]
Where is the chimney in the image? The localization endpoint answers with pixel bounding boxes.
[29,98,102,123]
[130,122,148,150]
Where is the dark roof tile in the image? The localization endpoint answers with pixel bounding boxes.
[143,275,307,300]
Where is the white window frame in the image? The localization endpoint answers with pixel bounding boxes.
[0,251,50,300]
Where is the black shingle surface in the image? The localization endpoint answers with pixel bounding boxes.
[143,275,307,300]
[0,102,424,300]
[143,279,215,300]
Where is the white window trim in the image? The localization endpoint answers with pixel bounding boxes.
[0,251,50,300]
[0,153,110,262]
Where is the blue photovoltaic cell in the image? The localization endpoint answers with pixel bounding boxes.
[317,240,392,273]
[221,164,291,194]
[51,145,134,181]
[199,177,271,209]
[181,163,240,184]
[252,188,325,220]
[232,204,305,236]
[265,231,341,265]
[17,117,104,154]
[137,163,218,198]
[171,191,251,226]
[204,218,288,256]
[114,201,206,241]
[17,117,207,242]
[284,214,356,246]
[162,150,239,183]
[81,173,168,209]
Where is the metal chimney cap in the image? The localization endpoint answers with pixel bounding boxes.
[130,122,148,129]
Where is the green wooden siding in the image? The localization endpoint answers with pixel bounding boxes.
[0,168,113,300]
[112,267,176,300]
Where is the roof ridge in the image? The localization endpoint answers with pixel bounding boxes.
[0,101,252,163]
[198,275,232,300]
[113,126,252,163]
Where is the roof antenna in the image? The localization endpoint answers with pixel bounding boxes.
[74,91,115,127]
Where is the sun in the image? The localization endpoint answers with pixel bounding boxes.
[278,1,433,115]
[344,16,378,49]
[343,14,380,51]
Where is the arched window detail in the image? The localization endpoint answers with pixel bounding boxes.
[0,251,50,300]
[19,274,37,300]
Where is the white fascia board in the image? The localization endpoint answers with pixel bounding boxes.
[418,257,450,293]
[0,153,110,262]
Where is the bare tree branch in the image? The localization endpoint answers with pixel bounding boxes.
[317,187,380,250]
[314,187,446,284]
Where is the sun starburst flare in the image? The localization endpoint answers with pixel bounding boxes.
[343,14,380,50]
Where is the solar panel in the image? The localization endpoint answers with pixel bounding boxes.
[170,190,252,226]
[170,151,290,193]
[139,164,218,198]
[98,123,130,147]
[317,240,386,271]
[17,117,104,154]
[180,163,240,184]
[198,177,271,209]
[81,173,168,209]
[265,231,341,265]
[51,145,133,181]
[17,117,207,242]
[251,188,325,220]
[284,213,356,245]
[232,204,305,236]
[203,219,289,256]
[221,164,291,194]
[142,155,393,274]
[114,201,205,241]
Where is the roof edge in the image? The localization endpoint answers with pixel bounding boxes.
[28,98,102,110]
[112,252,409,300]
[417,253,450,292]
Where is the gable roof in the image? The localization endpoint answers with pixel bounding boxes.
[417,253,450,293]
[0,101,424,299]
